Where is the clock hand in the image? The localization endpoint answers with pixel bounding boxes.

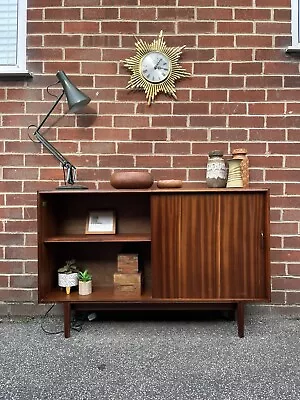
[154,58,163,69]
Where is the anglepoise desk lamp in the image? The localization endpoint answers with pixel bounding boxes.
[30,71,91,189]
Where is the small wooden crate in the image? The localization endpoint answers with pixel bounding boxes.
[117,254,139,273]
[113,272,141,295]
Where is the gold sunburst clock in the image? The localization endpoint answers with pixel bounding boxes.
[123,31,190,105]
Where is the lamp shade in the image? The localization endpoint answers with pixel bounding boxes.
[56,70,91,113]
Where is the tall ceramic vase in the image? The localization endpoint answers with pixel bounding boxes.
[232,148,249,188]
[226,158,243,188]
[206,150,227,188]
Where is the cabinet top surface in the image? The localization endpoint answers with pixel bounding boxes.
[38,187,269,195]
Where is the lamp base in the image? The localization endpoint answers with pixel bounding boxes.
[56,185,88,190]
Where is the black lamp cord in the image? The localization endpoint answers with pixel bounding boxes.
[41,304,84,335]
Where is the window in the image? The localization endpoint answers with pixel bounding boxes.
[0,0,29,75]
[288,0,300,51]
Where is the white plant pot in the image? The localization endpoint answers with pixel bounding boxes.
[78,280,92,296]
[58,272,78,294]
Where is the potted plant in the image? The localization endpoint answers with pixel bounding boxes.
[58,259,79,295]
[78,269,92,296]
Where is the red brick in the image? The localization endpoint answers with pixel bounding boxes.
[98,155,134,168]
[28,0,62,6]
[118,143,152,154]
[44,36,81,48]
[288,265,300,276]
[271,291,286,304]
[0,276,9,287]
[229,90,265,102]
[284,237,300,249]
[0,234,24,246]
[0,289,33,302]
[211,129,248,141]
[136,156,171,168]
[152,116,188,128]
[10,275,38,289]
[155,143,190,154]
[171,129,208,141]
[120,8,156,20]
[151,169,187,181]
[132,129,167,141]
[27,22,62,34]
[45,8,81,20]
[273,277,300,291]
[283,210,300,221]
[286,292,300,305]
[102,22,137,34]
[257,22,290,35]
[158,8,195,20]
[271,263,286,276]
[64,0,98,4]
[6,247,37,260]
[140,0,174,4]
[192,89,227,102]
[24,261,38,274]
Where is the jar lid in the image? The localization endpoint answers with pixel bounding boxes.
[232,148,247,155]
[209,150,223,157]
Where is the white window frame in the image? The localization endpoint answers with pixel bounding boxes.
[288,0,300,51]
[0,0,29,76]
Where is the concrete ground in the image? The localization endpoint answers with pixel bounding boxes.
[0,310,299,400]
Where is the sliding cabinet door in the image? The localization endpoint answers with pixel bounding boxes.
[151,193,219,299]
[218,192,270,300]
[180,193,219,298]
[151,194,181,298]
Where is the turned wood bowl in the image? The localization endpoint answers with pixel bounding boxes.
[157,180,183,188]
[110,171,154,189]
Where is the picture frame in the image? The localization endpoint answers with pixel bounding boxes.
[85,210,116,234]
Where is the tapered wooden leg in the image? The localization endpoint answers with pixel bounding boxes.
[64,302,71,338]
[237,302,244,338]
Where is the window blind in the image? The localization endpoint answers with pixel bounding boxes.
[0,0,18,66]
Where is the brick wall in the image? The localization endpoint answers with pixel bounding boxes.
[0,0,299,315]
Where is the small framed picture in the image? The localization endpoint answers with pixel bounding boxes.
[86,210,116,234]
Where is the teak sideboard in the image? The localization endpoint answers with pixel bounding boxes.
[37,188,271,338]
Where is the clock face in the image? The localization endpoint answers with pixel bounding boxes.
[141,51,170,83]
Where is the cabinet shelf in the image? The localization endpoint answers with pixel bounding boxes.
[44,233,151,243]
[42,287,153,302]
[41,287,267,304]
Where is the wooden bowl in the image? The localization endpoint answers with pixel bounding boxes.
[157,180,183,188]
[110,171,154,189]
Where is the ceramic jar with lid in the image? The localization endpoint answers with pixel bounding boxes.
[226,158,243,188]
[232,148,249,188]
[206,150,227,188]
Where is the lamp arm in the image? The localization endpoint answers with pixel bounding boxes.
[32,90,77,185]
[35,90,65,133]
[34,130,77,186]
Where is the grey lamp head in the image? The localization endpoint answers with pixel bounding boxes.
[56,70,91,113]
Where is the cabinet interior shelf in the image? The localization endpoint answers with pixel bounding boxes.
[44,233,151,243]
[41,287,267,304]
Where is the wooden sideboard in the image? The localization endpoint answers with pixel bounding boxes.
[37,188,270,337]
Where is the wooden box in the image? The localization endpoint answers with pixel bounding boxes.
[113,272,141,295]
[117,254,139,273]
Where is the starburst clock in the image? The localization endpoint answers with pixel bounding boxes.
[123,31,190,105]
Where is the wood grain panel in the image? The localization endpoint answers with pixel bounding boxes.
[180,194,219,298]
[219,192,268,299]
[151,194,181,298]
